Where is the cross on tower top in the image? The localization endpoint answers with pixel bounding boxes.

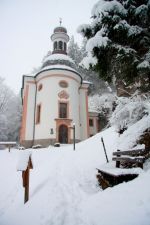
[59,18,62,26]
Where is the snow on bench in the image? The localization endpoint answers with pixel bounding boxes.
[0,142,17,152]
[17,151,33,171]
[0,142,17,145]
[96,163,143,190]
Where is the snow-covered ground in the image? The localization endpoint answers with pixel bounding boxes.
[0,127,150,225]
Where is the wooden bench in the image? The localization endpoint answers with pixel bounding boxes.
[112,148,150,169]
[96,168,139,190]
[0,142,17,152]
[96,147,150,189]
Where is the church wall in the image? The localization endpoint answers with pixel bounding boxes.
[20,77,36,147]
[79,87,89,140]
[25,82,36,141]
[33,69,81,143]
[88,112,99,137]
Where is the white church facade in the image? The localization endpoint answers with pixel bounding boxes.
[20,25,100,148]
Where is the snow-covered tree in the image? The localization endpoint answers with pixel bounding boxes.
[0,77,22,141]
[6,94,22,141]
[110,95,150,133]
[89,93,116,115]
[68,36,84,64]
[78,0,150,93]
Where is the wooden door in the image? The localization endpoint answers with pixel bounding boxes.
[59,125,68,144]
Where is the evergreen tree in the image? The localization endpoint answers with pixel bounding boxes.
[78,0,150,93]
[68,36,83,64]
[68,36,116,95]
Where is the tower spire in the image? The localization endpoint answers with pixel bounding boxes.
[51,23,69,55]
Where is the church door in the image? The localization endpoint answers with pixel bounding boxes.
[59,125,68,144]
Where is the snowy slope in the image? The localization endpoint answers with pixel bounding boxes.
[0,127,150,225]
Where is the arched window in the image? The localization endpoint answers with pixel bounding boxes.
[54,42,57,50]
[59,41,63,50]
[64,42,66,52]
[38,84,43,91]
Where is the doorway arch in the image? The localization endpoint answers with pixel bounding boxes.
[59,125,68,144]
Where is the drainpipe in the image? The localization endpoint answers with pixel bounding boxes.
[32,78,37,146]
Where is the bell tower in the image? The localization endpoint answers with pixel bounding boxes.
[51,19,70,55]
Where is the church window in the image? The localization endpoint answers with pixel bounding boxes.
[59,80,68,88]
[59,103,67,118]
[54,42,57,50]
[89,119,93,127]
[38,84,43,91]
[64,42,66,52]
[59,41,63,50]
[36,104,41,124]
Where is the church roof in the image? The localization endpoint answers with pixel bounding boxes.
[42,53,77,71]
[43,53,75,65]
[37,64,79,76]
[53,26,67,34]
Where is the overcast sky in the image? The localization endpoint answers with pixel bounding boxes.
[0,0,97,94]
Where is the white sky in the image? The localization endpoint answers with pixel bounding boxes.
[0,0,97,94]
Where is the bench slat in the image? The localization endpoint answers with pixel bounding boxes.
[113,149,149,156]
[112,156,145,163]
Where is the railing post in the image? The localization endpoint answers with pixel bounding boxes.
[116,150,120,168]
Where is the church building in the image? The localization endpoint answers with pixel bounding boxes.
[20,24,100,148]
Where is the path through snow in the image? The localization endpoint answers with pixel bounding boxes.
[0,127,149,225]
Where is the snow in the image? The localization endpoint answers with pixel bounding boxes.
[0,142,16,145]
[86,30,109,52]
[39,64,78,73]
[91,0,127,19]
[42,53,75,64]
[80,29,109,68]
[117,115,150,150]
[110,96,150,132]
[0,125,150,225]
[77,24,91,36]
[137,60,150,69]
[82,80,92,84]
[17,150,32,171]
[80,53,97,69]
[88,93,116,116]
[98,162,143,176]
[135,4,148,16]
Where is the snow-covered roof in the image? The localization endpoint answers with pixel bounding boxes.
[22,54,83,92]
[88,108,99,114]
[17,151,32,171]
[83,80,93,84]
[43,54,75,64]
[39,64,77,74]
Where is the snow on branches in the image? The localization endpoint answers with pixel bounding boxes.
[110,96,150,133]
[78,0,150,91]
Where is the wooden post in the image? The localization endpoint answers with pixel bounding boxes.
[23,166,30,203]
[21,156,33,204]
[8,145,10,152]
[137,162,143,169]
[101,137,109,163]
[116,150,120,168]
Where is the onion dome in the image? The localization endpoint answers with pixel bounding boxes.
[54,26,67,34]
